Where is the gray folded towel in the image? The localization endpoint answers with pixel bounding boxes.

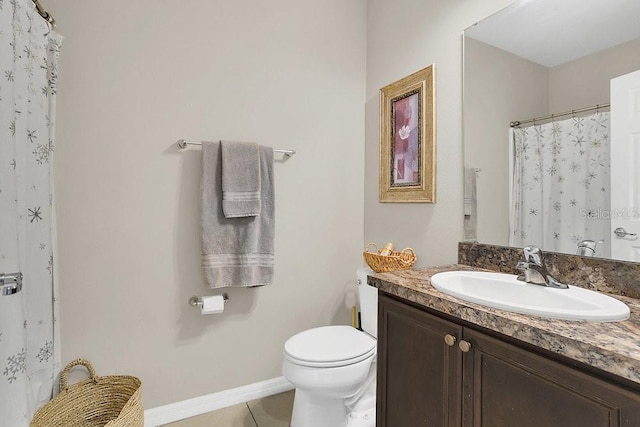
[463,167,478,241]
[221,141,261,218]
[201,141,275,288]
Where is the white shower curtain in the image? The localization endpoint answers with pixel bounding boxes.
[510,112,611,257]
[0,1,62,424]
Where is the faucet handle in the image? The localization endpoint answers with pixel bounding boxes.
[523,245,543,265]
[577,240,597,250]
[515,261,530,282]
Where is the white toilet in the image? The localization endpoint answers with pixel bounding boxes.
[282,268,378,427]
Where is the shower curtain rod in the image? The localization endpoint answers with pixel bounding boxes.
[510,103,610,128]
[32,0,55,28]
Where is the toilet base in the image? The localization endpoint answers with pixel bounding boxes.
[290,389,348,427]
[346,406,376,427]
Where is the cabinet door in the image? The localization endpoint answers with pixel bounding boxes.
[462,328,640,427]
[377,294,463,427]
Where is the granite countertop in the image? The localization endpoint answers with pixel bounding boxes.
[369,265,640,385]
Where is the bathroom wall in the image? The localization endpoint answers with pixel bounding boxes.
[48,0,366,408]
[549,38,640,112]
[464,38,549,246]
[364,0,514,266]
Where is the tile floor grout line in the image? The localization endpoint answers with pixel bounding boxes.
[246,402,259,427]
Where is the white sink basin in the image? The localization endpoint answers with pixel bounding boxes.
[430,271,630,322]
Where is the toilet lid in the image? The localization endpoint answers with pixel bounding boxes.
[284,326,376,367]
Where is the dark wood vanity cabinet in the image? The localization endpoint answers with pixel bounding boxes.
[377,293,640,427]
[376,293,463,426]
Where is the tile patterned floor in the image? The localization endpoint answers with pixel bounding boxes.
[164,390,294,427]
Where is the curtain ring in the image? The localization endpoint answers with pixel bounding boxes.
[596,104,600,113]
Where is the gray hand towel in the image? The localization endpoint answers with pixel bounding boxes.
[463,167,478,241]
[221,141,261,218]
[201,141,275,288]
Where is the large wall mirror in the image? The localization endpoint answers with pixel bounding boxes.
[463,0,640,262]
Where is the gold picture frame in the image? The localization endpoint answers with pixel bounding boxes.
[379,65,435,203]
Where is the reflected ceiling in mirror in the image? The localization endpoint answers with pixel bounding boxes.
[465,0,640,67]
[462,0,640,262]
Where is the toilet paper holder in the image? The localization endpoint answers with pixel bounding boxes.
[189,294,229,308]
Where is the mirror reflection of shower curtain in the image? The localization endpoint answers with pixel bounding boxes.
[0,1,62,425]
[509,112,611,257]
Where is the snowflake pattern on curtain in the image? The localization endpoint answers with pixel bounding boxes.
[3,348,27,383]
[0,0,62,425]
[510,112,611,257]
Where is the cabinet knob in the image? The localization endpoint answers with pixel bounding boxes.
[459,340,472,353]
[444,334,457,347]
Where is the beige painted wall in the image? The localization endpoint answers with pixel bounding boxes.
[48,0,366,408]
[464,38,549,246]
[549,38,640,112]
[364,0,513,266]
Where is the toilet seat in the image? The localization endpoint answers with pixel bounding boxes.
[284,325,376,368]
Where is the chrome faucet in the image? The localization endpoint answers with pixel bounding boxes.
[516,246,569,289]
[576,239,603,257]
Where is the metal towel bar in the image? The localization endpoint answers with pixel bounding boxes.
[177,140,296,158]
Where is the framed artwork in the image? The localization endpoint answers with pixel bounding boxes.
[379,65,435,203]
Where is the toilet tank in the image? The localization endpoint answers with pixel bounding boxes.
[357,268,378,338]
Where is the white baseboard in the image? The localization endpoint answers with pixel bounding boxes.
[144,376,294,426]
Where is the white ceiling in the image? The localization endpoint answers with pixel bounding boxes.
[464,0,640,68]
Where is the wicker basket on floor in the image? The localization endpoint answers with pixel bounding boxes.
[31,359,143,427]
[363,242,416,273]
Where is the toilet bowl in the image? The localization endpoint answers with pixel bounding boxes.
[282,269,378,427]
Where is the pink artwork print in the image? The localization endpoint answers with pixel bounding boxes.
[392,92,419,185]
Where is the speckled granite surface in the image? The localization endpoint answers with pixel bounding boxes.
[369,265,640,385]
[459,242,640,298]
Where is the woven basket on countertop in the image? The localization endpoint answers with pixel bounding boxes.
[31,359,143,427]
[363,242,417,273]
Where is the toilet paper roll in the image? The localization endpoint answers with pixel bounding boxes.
[200,295,225,314]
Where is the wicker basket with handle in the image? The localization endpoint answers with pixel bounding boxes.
[363,242,417,273]
[31,359,143,427]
